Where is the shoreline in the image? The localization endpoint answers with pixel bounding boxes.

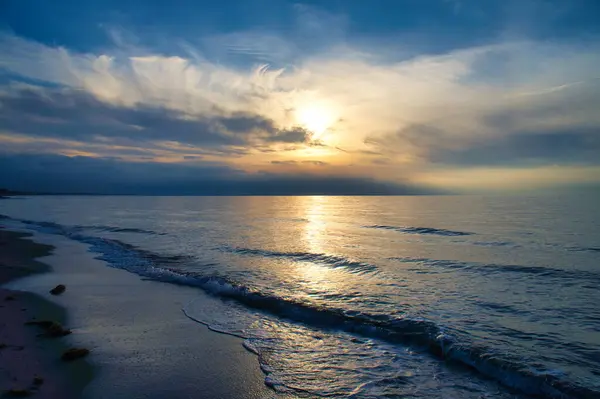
[1,223,278,399]
[0,229,93,398]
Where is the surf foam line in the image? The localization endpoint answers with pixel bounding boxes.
[4,215,597,399]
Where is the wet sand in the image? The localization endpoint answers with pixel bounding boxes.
[1,225,280,399]
[0,229,93,398]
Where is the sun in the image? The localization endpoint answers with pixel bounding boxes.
[295,103,336,138]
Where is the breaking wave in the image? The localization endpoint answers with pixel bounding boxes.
[4,214,598,398]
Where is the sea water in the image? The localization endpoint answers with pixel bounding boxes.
[1,195,599,398]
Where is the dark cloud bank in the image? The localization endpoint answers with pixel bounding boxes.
[0,87,309,149]
[0,86,432,195]
[0,153,431,195]
[368,117,600,169]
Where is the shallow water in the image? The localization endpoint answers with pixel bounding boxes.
[2,195,599,398]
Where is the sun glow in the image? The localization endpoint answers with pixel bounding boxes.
[295,103,337,138]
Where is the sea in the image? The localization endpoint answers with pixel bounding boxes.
[1,195,599,398]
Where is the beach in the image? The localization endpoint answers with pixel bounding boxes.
[1,225,277,399]
[0,229,92,398]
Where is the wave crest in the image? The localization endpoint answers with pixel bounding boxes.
[364,225,472,236]
[221,246,379,275]
[5,214,598,398]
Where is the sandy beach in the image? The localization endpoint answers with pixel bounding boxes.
[0,229,92,398]
[1,223,278,399]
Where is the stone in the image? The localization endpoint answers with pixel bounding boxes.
[49,284,66,295]
[61,348,90,361]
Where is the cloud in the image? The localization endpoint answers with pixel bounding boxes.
[365,74,600,169]
[271,160,297,165]
[0,152,238,193]
[0,86,310,154]
[1,24,600,191]
[301,160,329,166]
[430,129,600,167]
[270,160,329,166]
[0,153,428,195]
[265,127,310,143]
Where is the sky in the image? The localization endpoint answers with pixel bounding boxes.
[1,0,599,194]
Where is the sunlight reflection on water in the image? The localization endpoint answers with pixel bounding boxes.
[1,194,599,398]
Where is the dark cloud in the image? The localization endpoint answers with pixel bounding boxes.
[0,153,430,195]
[217,112,276,134]
[271,160,297,165]
[301,160,329,166]
[264,126,310,143]
[0,87,308,152]
[367,118,600,168]
[430,129,600,167]
[0,88,241,147]
[364,77,600,168]
[0,153,242,194]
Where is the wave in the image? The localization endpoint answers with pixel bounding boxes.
[390,257,600,284]
[71,239,600,398]
[7,217,164,236]
[77,225,166,235]
[220,246,379,275]
[1,216,182,265]
[6,214,598,398]
[567,246,600,253]
[472,241,519,247]
[364,225,472,236]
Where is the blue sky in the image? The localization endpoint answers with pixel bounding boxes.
[5,1,600,51]
[1,0,599,194]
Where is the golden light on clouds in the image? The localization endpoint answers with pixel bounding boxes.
[1,31,599,192]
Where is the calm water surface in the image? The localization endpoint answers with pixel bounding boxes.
[2,195,599,398]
